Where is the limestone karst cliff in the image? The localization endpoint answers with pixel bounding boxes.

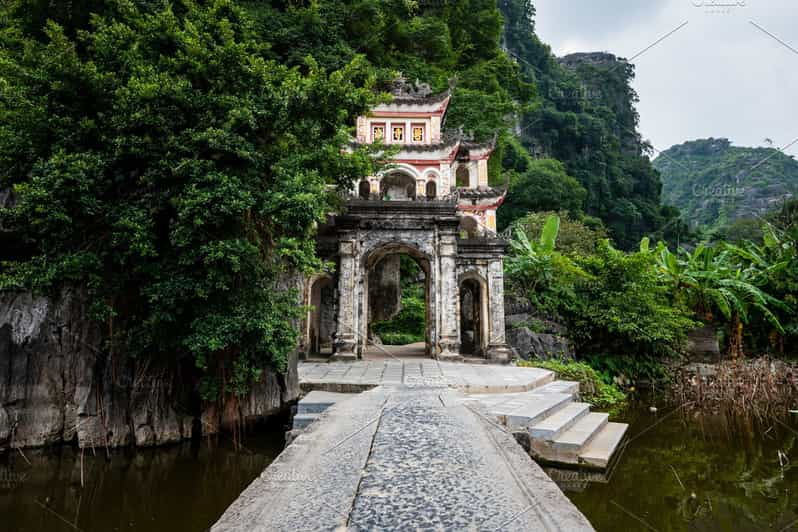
[0,289,298,449]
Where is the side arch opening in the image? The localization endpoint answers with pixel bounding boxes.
[459,274,489,357]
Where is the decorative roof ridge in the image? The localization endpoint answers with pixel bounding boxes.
[378,75,456,106]
[458,185,507,199]
[387,88,451,105]
[461,132,498,151]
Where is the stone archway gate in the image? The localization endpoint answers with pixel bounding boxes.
[315,198,512,362]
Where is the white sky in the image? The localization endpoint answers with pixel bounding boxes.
[530,0,798,158]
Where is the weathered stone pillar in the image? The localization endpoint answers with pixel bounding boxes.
[332,240,358,360]
[437,235,461,360]
[486,258,513,363]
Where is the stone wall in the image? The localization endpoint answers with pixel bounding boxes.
[0,288,299,450]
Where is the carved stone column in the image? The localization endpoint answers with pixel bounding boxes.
[437,235,461,361]
[486,258,513,363]
[332,240,358,360]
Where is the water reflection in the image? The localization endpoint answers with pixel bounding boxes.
[1,427,285,531]
[563,402,798,531]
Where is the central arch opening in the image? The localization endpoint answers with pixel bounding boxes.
[363,245,431,358]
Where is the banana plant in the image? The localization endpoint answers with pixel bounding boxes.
[656,240,790,358]
[506,215,588,313]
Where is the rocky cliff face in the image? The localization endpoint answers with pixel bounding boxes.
[0,289,298,450]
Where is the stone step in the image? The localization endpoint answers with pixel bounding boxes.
[528,402,591,440]
[532,380,580,397]
[579,422,629,469]
[292,413,319,430]
[552,412,609,452]
[491,393,573,429]
[297,391,353,414]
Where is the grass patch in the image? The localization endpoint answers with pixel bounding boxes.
[518,359,627,417]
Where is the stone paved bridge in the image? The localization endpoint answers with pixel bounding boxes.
[210,359,627,531]
[213,385,594,531]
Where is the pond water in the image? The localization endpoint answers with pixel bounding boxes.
[562,401,798,531]
[4,401,798,531]
[1,423,285,532]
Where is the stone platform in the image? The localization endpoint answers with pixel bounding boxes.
[212,386,594,531]
[299,359,554,394]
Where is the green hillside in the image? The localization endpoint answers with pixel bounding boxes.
[654,138,798,231]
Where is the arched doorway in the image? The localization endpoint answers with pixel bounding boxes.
[425,180,437,199]
[308,276,335,356]
[361,244,432,357]
[358,179,370,199]
[380,171,416,200]
[459,274,488,356]
[455,164,470,188]
[459,215,480,239]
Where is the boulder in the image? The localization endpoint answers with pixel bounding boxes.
[506,327,573,360]
[505,313,567,336]
[686,325,720,360]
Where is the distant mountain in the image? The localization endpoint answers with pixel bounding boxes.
[653,138,798,230]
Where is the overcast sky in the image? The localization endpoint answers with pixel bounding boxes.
[531,0,798,159]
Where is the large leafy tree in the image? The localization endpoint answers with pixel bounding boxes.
[0,0,379,398]
[499,158,587,228]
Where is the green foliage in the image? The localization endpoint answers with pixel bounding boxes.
[0,0,380,399]
[507,215,697,380]
[583,353,669,388]
[499,0,675,249]
[656,237,792,356]
[518,359,627,416]
[506,215,589,315]
[508,211,607,256]
[567,240,697,359]
[372,257,426,345]
[499,158,586,228]
[378,332,422,346]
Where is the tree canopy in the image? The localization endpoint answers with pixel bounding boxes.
[0,0,379,398]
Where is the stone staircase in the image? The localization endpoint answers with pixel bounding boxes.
[292,375,628,471]
[468,379,628,470]
[291,391,354,430]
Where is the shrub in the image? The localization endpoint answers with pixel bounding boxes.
[518,358,627,417]
[379,332,423,346]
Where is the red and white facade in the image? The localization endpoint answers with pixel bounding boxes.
[353,87,505,233]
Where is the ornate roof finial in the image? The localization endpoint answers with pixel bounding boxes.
[390,74,433,98]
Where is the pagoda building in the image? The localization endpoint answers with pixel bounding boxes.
[353,77,506,235]
[303,78,513,363]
